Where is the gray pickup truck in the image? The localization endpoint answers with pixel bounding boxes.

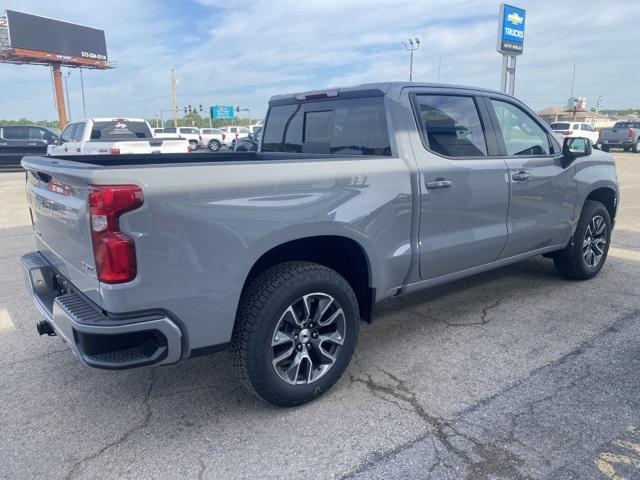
[21,83,618,406]
[599,121,640,152]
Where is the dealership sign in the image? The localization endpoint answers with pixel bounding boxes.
[497,4,526,55]
[210,105,235,120]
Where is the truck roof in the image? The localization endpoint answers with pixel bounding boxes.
[269,82,508,105]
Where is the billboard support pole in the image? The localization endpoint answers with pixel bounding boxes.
[51,63,68,130]
[500,54,517,95]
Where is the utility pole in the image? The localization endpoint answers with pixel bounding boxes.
[569,64,576,121]
[171,69,178,128]
[63,70,72,121]
[402,38,420,82]
[79,68,87,119]
[437,53,456,82]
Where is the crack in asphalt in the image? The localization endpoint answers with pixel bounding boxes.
[442,295,509,327]
[345,360,532,480]
[343,307,640,479]
[63,368,158,480]
[197,454,207,480]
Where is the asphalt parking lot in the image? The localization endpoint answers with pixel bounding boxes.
[1,152,639,480]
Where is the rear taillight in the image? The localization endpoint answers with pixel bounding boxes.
[108,148,120,155]
[187,145,192,153]
[628,128,634,140]
[88,185,143,284]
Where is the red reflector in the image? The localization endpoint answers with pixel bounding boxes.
[628,128,634,139]
[187,145,192,153]
[88,185,143,284]
[108,148,120,155]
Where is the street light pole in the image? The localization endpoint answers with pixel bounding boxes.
[402,38,420,82]
[79,68,87,119]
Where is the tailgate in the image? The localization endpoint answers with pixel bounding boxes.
[24,162,102,306]
[599,129,624,141]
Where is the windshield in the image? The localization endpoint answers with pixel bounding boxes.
[550,123,570,130]
[90,120,152,140]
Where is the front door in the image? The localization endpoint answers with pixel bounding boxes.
[485,97,576,258]
[408,91,510,280]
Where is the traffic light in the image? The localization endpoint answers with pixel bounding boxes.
[199,104,203,112]
[235,106,240,113]
[188,105,192,113]
[183,106,187,114]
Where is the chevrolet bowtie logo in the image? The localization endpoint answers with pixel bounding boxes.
[508,12,524,25]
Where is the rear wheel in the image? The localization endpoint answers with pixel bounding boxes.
[601,145,610,152]
[633,142,640,153]
[553,200,611,280]
[189,140,199,151]
[623,146,631,152]
[208,140,221,151]
[231,261,359,407]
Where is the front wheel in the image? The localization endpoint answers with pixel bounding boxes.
[231,261,359,407]
[601,145,610,152]
[553,200,611,280]
[208,140,221,151]
[189,140,199,151]
[633,142,640,154]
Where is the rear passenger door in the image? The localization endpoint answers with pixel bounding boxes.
[484,97,575,259]
[407,90,510,280]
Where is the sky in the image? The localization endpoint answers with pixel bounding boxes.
[0,0,639,122]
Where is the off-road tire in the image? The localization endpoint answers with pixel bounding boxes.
[231,261,359,407]
[553,200,612,280]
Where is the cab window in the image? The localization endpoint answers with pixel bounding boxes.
[413,94,488,157]
[490,100,550,156]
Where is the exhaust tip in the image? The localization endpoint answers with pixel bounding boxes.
[36,320,56,336]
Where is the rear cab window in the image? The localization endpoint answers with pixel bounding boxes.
[90,120,152,140]
[412,94,488,157]
[262,96,392,156]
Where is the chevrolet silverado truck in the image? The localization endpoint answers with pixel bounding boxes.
[47,118,190,156]
[21,83,618,406]
[598,120,640,153]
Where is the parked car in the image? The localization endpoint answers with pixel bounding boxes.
[175,127,203,150]
[200,127,227,151]
[21,82,617,407]
[0,125,59,170]
[549,122,600,147]
[598,121,640,153]
[221,126,250,149]
[234,127,261,151]
[47,118,190,155]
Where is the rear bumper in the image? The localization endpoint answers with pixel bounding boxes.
[21,251,183,369]
[600,139,635,147]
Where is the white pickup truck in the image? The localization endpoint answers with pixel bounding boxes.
[48,118,190,156]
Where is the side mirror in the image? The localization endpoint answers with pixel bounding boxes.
[562,137,592,166]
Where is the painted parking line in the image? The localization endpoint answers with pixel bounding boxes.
[595,426,640,479]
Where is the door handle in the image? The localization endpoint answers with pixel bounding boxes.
[76,148,81,152]
[426,179,452,189]
[63,147,68,152]
[512,171,530,183]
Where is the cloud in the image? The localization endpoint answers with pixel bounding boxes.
[0,0,638,121]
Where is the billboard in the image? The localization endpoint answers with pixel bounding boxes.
[497,4,525,55]
[6,10,107,61]
[210,105,235,120]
